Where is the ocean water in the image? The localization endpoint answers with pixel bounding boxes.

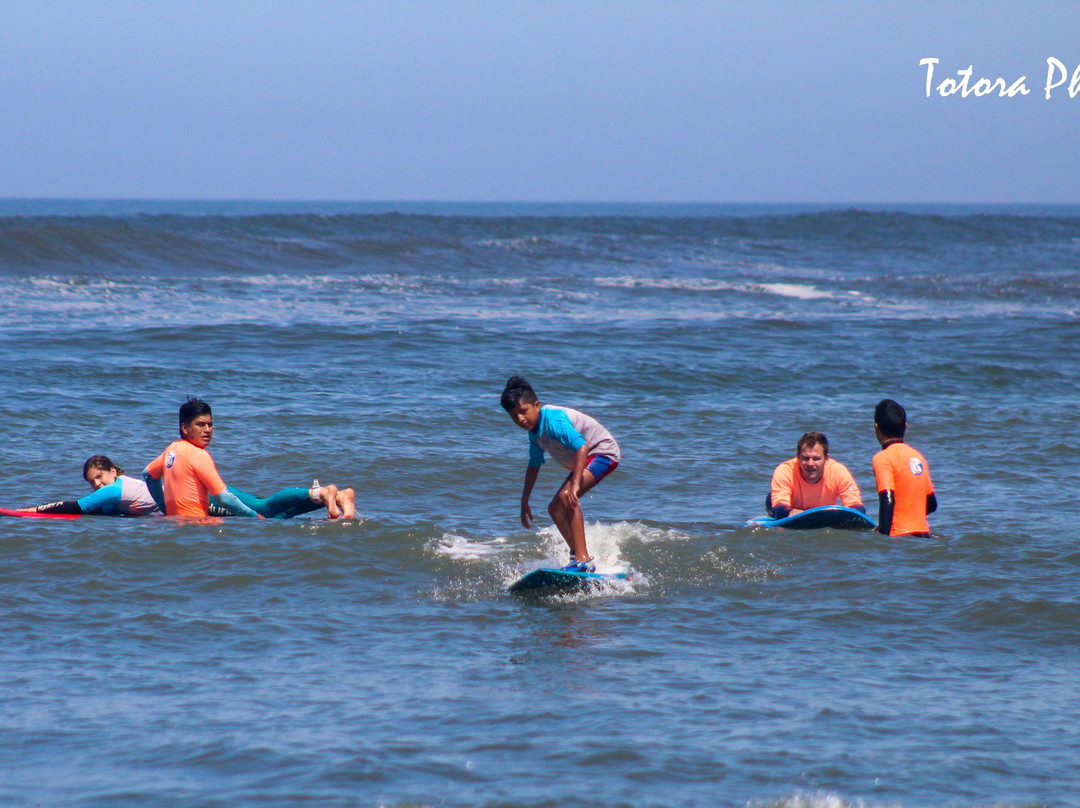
[1,201,1078,808]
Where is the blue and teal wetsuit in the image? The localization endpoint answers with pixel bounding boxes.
[36,476,322,519]
[209,486,323,519]
[34,474,162,516]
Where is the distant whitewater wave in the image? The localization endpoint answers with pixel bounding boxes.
[3,208,1080,275]
[595,275,742,292]
[595,275,860,301]
[753,282,837,300]
[2,206,1078,333]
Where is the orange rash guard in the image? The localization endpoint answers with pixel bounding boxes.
[872,441,934,536]
[770,457,863,511]
[145,439,228,517]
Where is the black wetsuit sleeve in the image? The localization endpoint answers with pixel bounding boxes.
[927,492,938,515]
[36,500,83,515]
[852,503,866,514]
[877,490,895,535]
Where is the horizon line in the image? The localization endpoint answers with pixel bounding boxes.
[2,197,1079,207]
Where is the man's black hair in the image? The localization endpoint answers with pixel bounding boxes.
[875,399,907,439]
[179,398,212,435]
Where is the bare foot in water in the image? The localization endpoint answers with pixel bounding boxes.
[314,483,341,519]
[336,487,356,519]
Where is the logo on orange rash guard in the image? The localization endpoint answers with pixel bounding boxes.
[165,450,176,469]
[909,457,924,475]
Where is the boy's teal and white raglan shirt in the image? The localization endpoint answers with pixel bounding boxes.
[528,405,621,470]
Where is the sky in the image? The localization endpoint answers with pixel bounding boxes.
[1,0,1078,203]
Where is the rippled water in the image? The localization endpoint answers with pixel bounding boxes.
[1,202,1078,807]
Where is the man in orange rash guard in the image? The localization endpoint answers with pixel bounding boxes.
[143,398,260,518]
[766,431,865,519]
[872,399,937,537]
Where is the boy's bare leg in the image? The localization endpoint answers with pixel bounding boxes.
[548,470,599,561]
[548,494,580,557]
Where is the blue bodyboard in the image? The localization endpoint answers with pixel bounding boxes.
[747,505,875,531]
[508,567,630,594]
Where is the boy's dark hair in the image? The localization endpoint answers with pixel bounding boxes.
[82,455,123,480]
[797,431,829,456]
[875,399,907,439]
[500,376,538,413]
[179,398,212,434]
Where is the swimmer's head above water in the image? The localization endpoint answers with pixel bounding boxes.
[82,455,122,489]
[795,432,829,485]
[179,398,214,448]
[874,399,907,441]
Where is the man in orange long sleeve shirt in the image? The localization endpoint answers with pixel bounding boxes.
[766,431,865,520]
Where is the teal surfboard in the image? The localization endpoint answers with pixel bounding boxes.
[746,505,874,531]
[508,567,631,594]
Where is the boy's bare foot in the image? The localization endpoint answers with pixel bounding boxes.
[336,487,356,519]
[316,483,341,519]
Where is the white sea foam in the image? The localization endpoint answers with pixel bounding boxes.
[594,275,862,303]
[594,275,738,292]
[433,532,508,560]
[754,282,836,300]
[533,520,688,572]
[477,236,551,250]
[750,792,901,808]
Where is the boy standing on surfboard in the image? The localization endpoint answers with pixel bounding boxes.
[872,399,936,537]
[500,376,620,572]
[766,431,865,520]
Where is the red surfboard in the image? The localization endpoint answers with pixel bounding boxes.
[0,507,82,520]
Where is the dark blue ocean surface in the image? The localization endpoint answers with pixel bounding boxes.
[1,202,1078,807]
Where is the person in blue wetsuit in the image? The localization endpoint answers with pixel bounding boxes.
[19,456,164,516]
[501,376,621,573]
[20,455,356,519]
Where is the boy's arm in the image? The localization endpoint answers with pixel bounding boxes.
[559,445,590,509]
[74,480,124,514]
[520,465,540,528]
[20,500,82,514]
